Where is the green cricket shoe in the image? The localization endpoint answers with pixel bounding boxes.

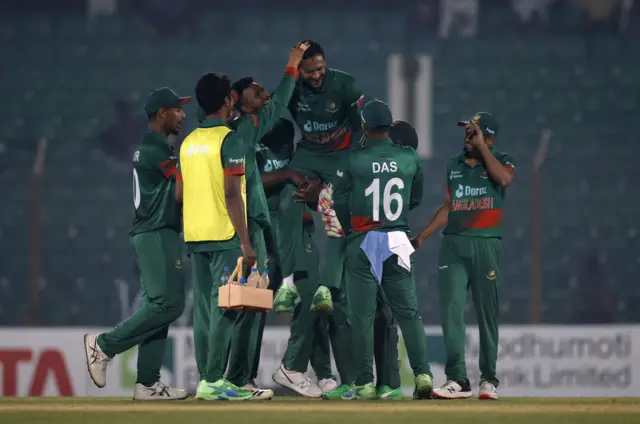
[311,286,333,312]
[341,383,377,400]
[196,379,253,401]
[413,374,434,400]
[273,285,300,313]
[195,380,207,400]
[321,383,351,400]
[377,385,404,400]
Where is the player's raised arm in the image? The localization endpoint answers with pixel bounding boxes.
[460,120,514,188]
[251,42,309,139]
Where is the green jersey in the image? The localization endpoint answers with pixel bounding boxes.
[342,138,423,235]
[254,119,295,212]
[130,130,180,236]
[234,71,297,229]
[443,150,515,238]
[289,68,362,153]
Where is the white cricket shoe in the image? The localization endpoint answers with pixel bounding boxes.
[242,381,275,400]
[318,378,338,393]
[433,380,473,399]
[133,381,188,401]
[83,333,112,388]
[478,380,498,400]
[272,363,323,398]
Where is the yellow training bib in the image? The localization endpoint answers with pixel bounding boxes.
[180,125,246,242]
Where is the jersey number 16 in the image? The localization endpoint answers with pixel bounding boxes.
[365,177,404,222]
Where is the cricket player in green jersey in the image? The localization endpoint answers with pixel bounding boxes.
[271,39,362,399]
[412,112,515,400]
[180,72,258,401]
[222,43,309,399]
[274,40,363,315]
[254,117,336,397]
[83,87,190,400]
[337,100,433,400]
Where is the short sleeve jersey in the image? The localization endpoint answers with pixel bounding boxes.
[289,69,362,153]
[343,138,423,235]
[130,130,180,236]
[443,150,515,238]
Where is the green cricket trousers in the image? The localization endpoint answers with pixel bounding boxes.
[276,147,351,291]
[98,228,185,386]
[438,234,501,386]
[191,244,253,383]
[270,211,349,382]
[344,233,431,386]
[226,219,269,387]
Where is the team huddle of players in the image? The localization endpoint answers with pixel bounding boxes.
[83,39,514,402]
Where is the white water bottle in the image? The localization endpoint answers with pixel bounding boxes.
[258,270,270,289]
[247,267,260,288]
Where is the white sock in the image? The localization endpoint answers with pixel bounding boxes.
[282,275,294,289]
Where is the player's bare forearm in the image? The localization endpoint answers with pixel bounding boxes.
[416,203,449,243]
[224,175,251,245]
[175,179,183,205]
[261,170,293,189]
[477,143,514,187]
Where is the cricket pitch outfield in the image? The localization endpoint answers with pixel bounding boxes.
[1,397,639,424]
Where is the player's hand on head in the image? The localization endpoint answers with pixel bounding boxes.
[241,243,257,265]
[464,122,485,148]
[287,41,311,68]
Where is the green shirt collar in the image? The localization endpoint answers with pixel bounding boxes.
[200,119,231,129]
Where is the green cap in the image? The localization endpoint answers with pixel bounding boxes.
[144,87,191,115]
[360,99,393,130]
[457,112,499,137]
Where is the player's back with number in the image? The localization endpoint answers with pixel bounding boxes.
[131,130,181,236]
[348,141,423,235]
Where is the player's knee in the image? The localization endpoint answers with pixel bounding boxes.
[393,307,420,321]
[149,298,185,323]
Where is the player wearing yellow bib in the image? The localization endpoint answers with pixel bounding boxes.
[178,73,256,401]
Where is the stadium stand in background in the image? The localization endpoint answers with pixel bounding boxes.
[0,0,638,326]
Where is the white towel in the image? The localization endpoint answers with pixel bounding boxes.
[387,231,414,272]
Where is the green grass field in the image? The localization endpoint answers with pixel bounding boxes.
[1,397,639,424]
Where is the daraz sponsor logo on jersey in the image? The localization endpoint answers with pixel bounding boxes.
[452,185,494,211]
[263,158,289,172]
[454,184,488,198]
[302,120,338,133]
